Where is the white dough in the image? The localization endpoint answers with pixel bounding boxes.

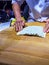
[17,26,46,38]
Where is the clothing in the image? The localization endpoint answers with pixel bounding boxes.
[26,0,49,20]
[12,0,25,6]
[12,0,49,21]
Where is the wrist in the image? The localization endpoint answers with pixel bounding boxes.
[15,16,22,21]
[16,18,22,21]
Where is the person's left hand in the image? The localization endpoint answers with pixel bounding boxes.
[43,19,49,33]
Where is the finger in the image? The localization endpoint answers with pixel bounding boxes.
[15,22,19,32]
[44,23,48,32]
[17,21,21,31]
[22,21,25,26]
[44,23,49,32]
[19,21,23,31]
[46,24,49,33]
[19,25,23,31]
[47,29,49,33]
[44,19,49,23]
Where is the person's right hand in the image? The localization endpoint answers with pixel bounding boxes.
[14,20,25,32]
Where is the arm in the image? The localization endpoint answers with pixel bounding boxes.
[12,2,22,21]
[12,2,25,31]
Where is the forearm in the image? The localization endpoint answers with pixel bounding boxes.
[12,3,22,21]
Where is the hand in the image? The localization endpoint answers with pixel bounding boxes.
[14,20,25,32]
[43,19,49,33]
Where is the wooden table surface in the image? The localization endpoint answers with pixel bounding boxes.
[0,22,49,65]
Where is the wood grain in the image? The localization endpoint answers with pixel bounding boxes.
[0,22,49,65]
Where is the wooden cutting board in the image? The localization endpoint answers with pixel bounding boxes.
[0,22,49,65]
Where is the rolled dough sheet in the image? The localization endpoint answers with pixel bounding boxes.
[17,26,46,38]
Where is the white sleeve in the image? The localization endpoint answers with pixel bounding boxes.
[12,0,17,4]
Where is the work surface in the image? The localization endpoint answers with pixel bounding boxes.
[0,22,49,65]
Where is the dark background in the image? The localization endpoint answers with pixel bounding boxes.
[0,1,12,10]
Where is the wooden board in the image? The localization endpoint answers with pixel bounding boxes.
[0,22,49,65]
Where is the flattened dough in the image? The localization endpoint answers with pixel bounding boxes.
[17,26,46,38]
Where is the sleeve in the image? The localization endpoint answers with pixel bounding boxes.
[12,0,17,4]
